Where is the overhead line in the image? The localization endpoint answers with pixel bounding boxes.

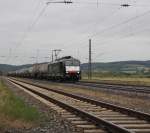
[9,0,43,64]
[60,6,150,52]
[60,6,122,50]
[67,8,150,61]
[93,27,150,60]
[13,2,48,53]
[90,8,150,38]
[9,2,48,65]
[63,1,150,7]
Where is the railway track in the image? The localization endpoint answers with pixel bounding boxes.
[12,78,150,94]
[8,78,150,133]
[74,81,150,94]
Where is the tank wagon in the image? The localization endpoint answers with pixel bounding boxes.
[9,56,81,81]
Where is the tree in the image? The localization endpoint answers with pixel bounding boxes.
[0,71,2,75]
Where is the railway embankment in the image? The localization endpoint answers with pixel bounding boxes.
[14,78,150,114]
[7,77,150,133]
[0,77,76,133]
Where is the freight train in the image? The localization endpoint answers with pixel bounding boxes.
[8,56,81,81]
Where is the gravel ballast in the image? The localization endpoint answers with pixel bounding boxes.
[2,77,76,133]
[15,78,150,114]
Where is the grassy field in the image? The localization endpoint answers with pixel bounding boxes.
[82,75,150,86]
[0,79,40,129]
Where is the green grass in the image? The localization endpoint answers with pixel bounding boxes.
[0,79,40,124]
[82,73,150,86]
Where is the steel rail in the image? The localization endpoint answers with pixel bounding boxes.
[80,80,150,89]
[76,81,150,94]
[8,78,133,133]
[9,78,150,121]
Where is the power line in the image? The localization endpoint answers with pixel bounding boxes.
[14,0,44,50]
[85,6,150,61]
[52,49,62,62]
[5,48,12,64]
[9,0,45,64]
[8,0,150,64]
[89,7,150,47]
[90,8,150,38]
[56,2,150,54]
[10,0,74,65]
[94,52,104,60]
[47,0,73,4]
[19,4,48,48]
[9,1,48,65]
[73,1,129,6]
[59,4,150,52]
[93,26,150,61]
[60,6,122,51]
[51,1,150,7]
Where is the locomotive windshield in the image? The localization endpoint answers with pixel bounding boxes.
[65,60,80,66]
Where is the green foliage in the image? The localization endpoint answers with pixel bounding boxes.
[0,80,40,122]
[82,71,150,78]
[0,64,32,73]
[0,71,2,75]
[81,60,150,77]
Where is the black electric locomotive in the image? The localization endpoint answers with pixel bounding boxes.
[8,56,81,81]
[48,56,81,80]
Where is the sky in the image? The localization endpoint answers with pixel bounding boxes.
[0,0,150,65]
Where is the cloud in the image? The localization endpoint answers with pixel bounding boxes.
[0,0,150,65]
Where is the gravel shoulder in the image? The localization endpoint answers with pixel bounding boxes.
[2,77,76,133]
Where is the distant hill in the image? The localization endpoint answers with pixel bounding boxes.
[0,64,32,73]
[81,60,150,74]
[0,60,150,74]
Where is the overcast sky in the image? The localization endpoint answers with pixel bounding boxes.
[0,0,150,65]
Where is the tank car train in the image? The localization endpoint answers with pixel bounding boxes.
[8,56,81,81]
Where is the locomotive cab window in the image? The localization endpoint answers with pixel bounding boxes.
[65,60,80,66]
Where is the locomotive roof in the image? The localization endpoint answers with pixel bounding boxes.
[51,56,79,63]
[56,56,72,61]
[33,62,49,65]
